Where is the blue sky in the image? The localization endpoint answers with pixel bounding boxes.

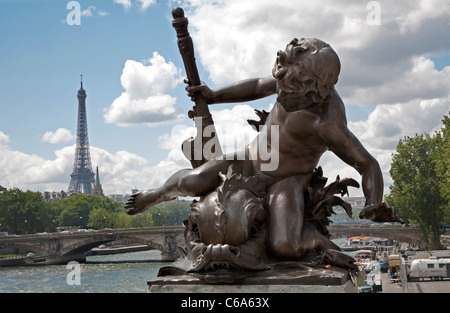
[0,0,449,196]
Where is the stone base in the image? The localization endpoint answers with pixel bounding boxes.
[148,263,358,293]
[149,281,356,293]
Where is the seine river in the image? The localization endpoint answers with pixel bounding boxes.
[1,239,348,293]
[0,250,163,293]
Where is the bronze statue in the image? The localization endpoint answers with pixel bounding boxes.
[126,8,402,280]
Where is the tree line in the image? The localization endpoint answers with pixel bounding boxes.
[0,190,191,234]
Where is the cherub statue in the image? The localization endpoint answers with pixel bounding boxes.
[126,37,402,264]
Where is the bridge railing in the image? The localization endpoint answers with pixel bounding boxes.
[0,224,411,243]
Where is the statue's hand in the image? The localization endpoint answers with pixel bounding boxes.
[359,202,404,224]
[185,78,214,103]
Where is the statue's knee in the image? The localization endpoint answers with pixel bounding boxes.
[269,240,304,260]
[178,172,216,196]
[178,173,200,195]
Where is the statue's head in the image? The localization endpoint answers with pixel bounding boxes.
[272,38,341,111]
[185,166,268,272]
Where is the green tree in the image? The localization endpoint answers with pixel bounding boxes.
[88,207,112,229]
[0,189,190,233]
[0,188,54,234]
[55,195,124,229]
[433,113,450,223]
[150,201,191,226]
[386,131,446,249]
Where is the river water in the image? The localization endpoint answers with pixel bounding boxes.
[1,239,349,293]
[0,250,163,293]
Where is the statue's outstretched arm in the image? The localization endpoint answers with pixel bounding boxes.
[186,76,277,105]
[316,105,403,224]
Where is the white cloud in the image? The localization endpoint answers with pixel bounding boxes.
[89,146,151,194]
[104,52,185,127]
[350,97,450,151]
[396,0,450,33]
[137,0,156,11]
[114,0,132,10]
[80,5,109,17]
[81,5,96,17]
[179,0,450,100]
[42,128,75,144]
[181,0,384,84]
[344,57,450,106]
[0,131,10,146]
[114,0,155,11]
[0,139,73,192]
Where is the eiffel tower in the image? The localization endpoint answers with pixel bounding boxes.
[68,76,95,194]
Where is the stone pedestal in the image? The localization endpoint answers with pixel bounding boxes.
[149,281,356,293]
[148,264,358,293]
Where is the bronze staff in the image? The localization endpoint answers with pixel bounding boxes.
[172,7,223,168]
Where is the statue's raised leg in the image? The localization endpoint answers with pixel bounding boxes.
[267,175,340,260]
[126,156,249,215]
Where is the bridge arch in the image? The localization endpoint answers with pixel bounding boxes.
[61,236,164,257]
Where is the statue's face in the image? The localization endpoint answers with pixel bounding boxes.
[272,38,340,112]
[273,38,314,81]
[272,38,315,112]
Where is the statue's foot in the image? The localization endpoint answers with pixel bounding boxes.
[125,189,175,215]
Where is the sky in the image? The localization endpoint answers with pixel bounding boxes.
[0,0,449,198]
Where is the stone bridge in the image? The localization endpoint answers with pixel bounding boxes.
[0,226,185,265]
[0,224,424,265]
